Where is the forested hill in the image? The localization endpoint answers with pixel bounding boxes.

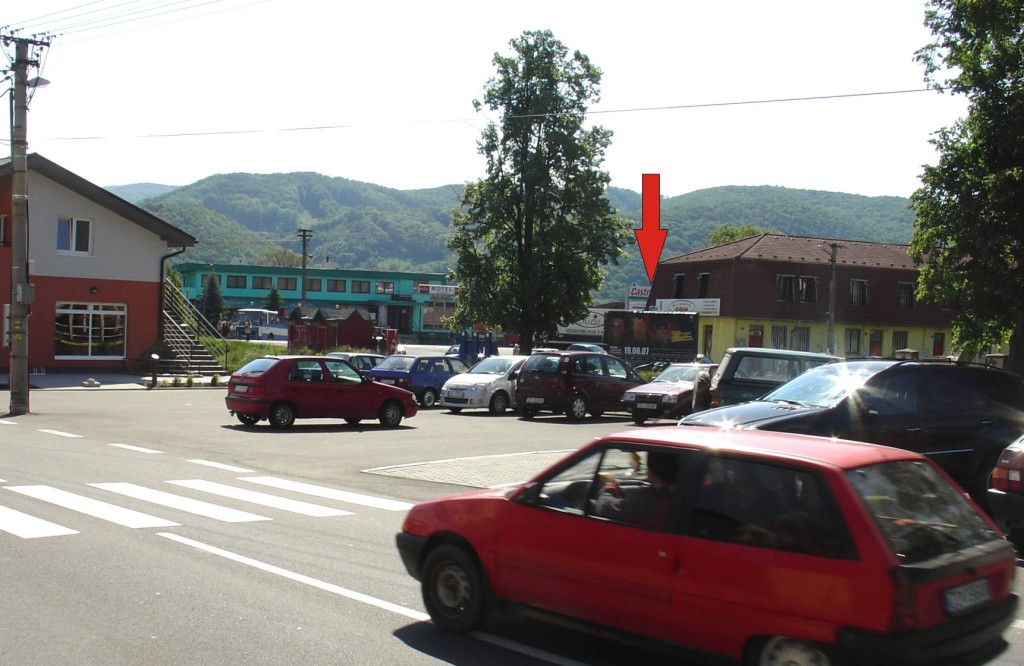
[121,173,914,301]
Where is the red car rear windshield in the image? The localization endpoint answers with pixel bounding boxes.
[846,461,998,564]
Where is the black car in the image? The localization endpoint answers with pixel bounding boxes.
[681,359,1024,509]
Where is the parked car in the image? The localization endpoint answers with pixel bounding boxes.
[440,355,528,415]
[224,355,418,428]
[621,362,718,424]
[515,350,645,420]
[709,347,841,407]
[681,359,1024,509]
[324,351,385,372]
[988,435,1024,550]
[565,342,606,353]
[396,427,1017,665]
[365,355,470,408]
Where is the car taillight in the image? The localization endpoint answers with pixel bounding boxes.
[247,381,267,396]
[991,467,1024,493]
[397,378,411,387]
[888,567,920,632]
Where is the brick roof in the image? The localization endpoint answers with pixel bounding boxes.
[662,234,914,269]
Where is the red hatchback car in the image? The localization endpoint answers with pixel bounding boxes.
[397,428,1017,665]
[225,355,418,428]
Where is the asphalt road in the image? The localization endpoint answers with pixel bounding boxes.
[2,386,1023,665]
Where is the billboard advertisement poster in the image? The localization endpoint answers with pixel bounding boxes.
[604,310,699,361]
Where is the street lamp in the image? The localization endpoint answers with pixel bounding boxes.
[818,242,843,356]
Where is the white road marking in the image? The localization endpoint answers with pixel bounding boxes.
[1013,619,1024,630]
[166,480,352,517]
[6,485,178,528]
[0,504,79,538]
[90,483,269,523]
[0,420,16,426]
[158,533,429,620]
[188,460,252,473]
[37,429,82,438]
[109,444,162,454]
[241,476,413,511]
[158,534,588,666]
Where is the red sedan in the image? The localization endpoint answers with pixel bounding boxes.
[397,427,1017,665]
[225,355,418,428]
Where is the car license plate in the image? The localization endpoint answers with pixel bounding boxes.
[943,578,991,616]
[234,385,248,393]
[526,397,544,404]
[638,402,658,410]
[381,379,395,385]
[449,390,464,398]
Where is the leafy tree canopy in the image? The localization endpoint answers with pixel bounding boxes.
[261,247,303,267]
[909,0,1024,372]
[200,274,226,324]
[707,224,775,247]
[447,30,632,351]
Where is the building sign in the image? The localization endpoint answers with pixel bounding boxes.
[556,308,607,340]
[627,283,651,310]
[417,284,458,296]
[653,298,721,316]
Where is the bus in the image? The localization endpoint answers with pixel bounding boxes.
[231,308,289,341]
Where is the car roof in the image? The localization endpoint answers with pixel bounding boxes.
[723,347,842,360]
[599,426,923,470]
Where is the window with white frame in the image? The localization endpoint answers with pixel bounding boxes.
[791,327,810,351]
[799,276,818,303]
[771,325,788,349]
[57,217,92,255]
[850,279,869,306]
[844,329,861,356]
[776,275,795,302]
[54,302,126,359]
[898,283,915,309]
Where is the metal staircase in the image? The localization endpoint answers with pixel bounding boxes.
[158,283,228,376]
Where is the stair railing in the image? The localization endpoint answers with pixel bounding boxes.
[162,281,229,370]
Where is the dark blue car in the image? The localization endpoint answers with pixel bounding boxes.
[366,355,470,407]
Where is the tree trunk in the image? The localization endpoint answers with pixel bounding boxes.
[1006,319,1024,378]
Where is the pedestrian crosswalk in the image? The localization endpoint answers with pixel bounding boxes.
[0,474,412,539]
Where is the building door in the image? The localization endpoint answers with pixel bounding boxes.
[933,332,945,357]
[703,324,713,360]
[747,324,763,348]
[869,330,883,357]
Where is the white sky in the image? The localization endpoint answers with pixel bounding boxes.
[3,0,965,198]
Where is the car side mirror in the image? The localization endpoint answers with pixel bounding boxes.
[509,371,519,380]
[514,482,541,505]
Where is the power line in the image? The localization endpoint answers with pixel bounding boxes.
[15,87,943,145]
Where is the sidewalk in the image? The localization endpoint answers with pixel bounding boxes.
[0,372,228,390]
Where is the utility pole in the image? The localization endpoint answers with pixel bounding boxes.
[824,242,843,356]
[5,34,50,416]
[298,229,313,307]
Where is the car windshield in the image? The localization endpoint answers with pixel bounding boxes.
[653,366,701,383]
[233,357,278,376]
[468,357,517,374]
[375,356,416,371]
[761,361,893,407]
[847,460,998,564]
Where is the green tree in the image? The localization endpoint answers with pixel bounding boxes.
[909,0,1024,373]
[707,224,773,247]
[447,30,631,352]
[263,286,284,312]
[261,247,302,267]
[200,274,226,325]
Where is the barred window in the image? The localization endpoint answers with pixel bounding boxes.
[791,327,810,351]
[771,325,788,349]
[898,283,915,309]
[892,330,908,352]
[850,279,869,306]
[845,329,861,356]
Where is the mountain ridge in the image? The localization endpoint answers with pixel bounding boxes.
[106,174,914,301]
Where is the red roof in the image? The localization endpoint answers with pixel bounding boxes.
[663,234,915,270]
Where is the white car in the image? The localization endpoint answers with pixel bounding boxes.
[440,356,528,415]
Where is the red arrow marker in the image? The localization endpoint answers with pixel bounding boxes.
[634,173,667,283]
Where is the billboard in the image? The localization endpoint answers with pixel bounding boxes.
[555,308,607,341]
[604,310,699,361]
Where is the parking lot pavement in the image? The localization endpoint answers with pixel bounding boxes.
[0,373,229,391]
[364,449,573,489]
